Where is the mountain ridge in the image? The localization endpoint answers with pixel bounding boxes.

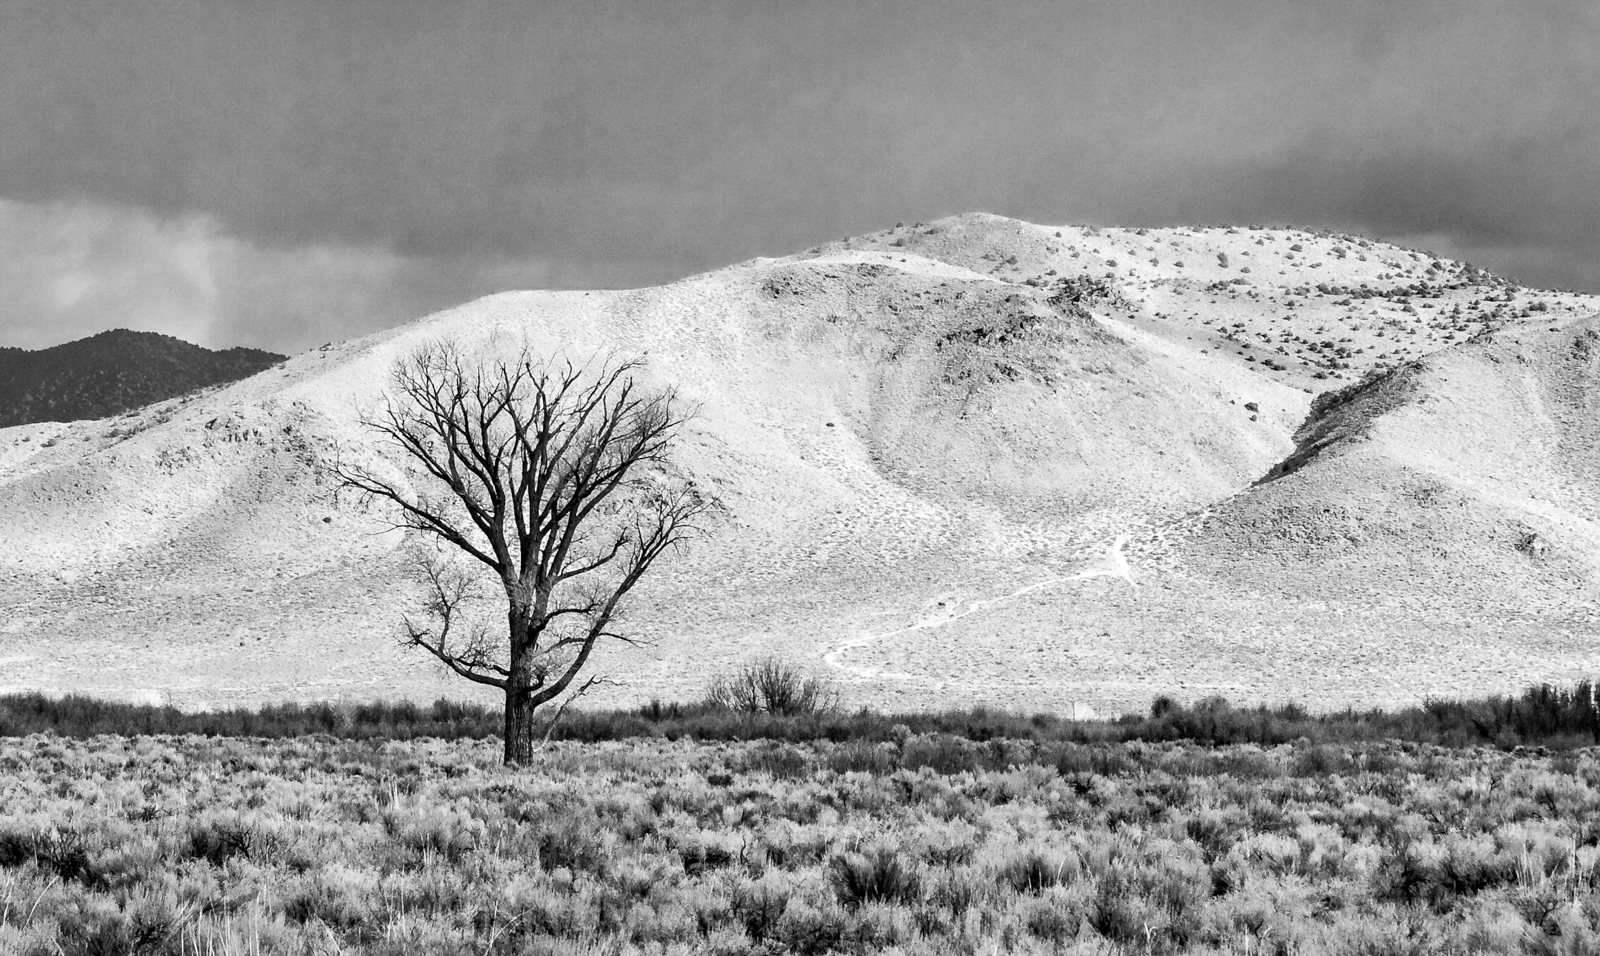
[0,329,284,428]
[0,214,1595,715]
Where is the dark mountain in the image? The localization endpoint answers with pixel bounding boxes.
[0,329,284,427]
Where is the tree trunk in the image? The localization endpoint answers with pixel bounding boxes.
[504,688,536,765]
[503,607,537,765]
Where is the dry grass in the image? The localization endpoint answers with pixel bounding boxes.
[5,733,1600,953]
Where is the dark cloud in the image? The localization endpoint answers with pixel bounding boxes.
[1163,127,1600,290]
[0,199,670,354]
[2,0,1598,350]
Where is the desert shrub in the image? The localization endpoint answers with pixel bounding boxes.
[1001,849,1079,894]
[0,826,98,886]
[283,865,377,931]
[1212,748,1282,780]
[676,838,737,877]
[1511,885,1568,936]
[1183,811,1240,863]
[824,740,898,775]
[388,807,484,865]
[778,900,848,956]
[733,741,813,780]
[1046,742,1136,777]
[1420,682,1600,747]
[533,822,607,875]
[731,876,791,943]
[57,901,184,956]
[1088,877,1162,947]
[1086,855,1209,952]
[1360,746,1404,775]
[928,866,989,917]
[0,692,1290,749]
[14,733,1600,952]
[917,825,978,869]
[1023,892,1083,942]
[15,677,1600,761]
[0,692,499,740]
[540,709,661,742]
[1375,838,1441,907]
[184,818,281,868]
[829,849,921,907]
[704,658,839,717]
[1437,836,1519,901]
[900,734,982,775]
[1293,744,1355,777]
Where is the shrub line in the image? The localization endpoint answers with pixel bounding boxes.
[4,678,1600,751]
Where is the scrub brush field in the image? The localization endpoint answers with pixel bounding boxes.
[8,729,1600,955]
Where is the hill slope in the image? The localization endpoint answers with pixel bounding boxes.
[0,216,1595,714]
[0,329,284,427]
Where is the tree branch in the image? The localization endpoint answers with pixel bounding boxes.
[398,558,508,690]
[535,675,612,752]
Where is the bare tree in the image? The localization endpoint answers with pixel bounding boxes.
[337,342,709,764]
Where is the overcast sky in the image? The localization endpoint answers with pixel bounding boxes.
[3,0,1597,353]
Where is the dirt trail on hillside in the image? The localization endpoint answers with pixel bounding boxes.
[823,534,1136,680]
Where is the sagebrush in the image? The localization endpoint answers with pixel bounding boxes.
[5,734,1600,953]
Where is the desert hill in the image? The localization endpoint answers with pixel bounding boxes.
[0,329,284,428]
[820,214,1586,391]
[0,214,1595,715]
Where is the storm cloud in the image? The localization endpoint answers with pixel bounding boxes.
[3,0,1597,351]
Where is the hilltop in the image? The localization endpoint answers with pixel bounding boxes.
[816,215,1578,391]
[0,329,284,427]
[0,214,1594,715]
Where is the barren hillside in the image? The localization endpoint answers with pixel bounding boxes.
[0,214,1595,714]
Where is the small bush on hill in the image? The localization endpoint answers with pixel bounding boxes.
[703,657,839,717]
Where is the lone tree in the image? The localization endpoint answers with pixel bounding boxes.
[337,342,709,764]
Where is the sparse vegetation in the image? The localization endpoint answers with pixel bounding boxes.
[8,678,1600,751]
[9,723,1600,953]
[0,694,501,740]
